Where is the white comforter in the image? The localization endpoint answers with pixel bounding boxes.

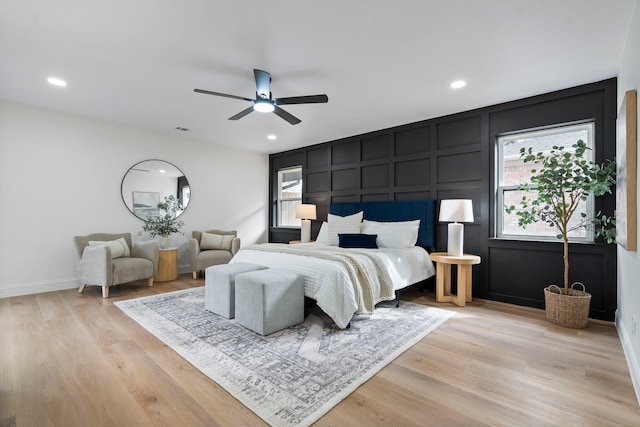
[230,243,435,329]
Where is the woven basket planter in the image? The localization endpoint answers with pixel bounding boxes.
[543,283,591,329]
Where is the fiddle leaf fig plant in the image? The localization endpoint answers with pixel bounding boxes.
[141,195,185,238]
[505,140,616,293]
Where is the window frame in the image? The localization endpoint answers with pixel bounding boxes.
[276,166,303,228]
[495,121,596,243]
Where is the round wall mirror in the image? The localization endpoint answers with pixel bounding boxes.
[121,159,190,220]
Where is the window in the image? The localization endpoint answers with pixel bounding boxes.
[496,122,595,242]
[276,166,302,227]
[177,176,190,207]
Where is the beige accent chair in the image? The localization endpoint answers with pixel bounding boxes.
[190,229,240,279]
[74,233,160,298]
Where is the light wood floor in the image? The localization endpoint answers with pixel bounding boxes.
[2,275,639,427]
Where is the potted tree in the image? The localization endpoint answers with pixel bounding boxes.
[141,195,185,249]
[506,140,616,328]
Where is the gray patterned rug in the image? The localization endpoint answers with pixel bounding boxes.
[115,286,454,426]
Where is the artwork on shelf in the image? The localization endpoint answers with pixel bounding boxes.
[132,191,160,219]
[616,89,637,251]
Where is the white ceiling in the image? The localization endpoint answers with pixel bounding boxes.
[0,0,635,154]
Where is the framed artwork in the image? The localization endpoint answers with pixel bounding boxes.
[132,191,160,219]
[616,89,637,251]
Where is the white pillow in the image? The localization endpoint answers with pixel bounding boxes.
[364,219,421,228]
[326,211,363,246]
[315,221,329,244]
[88,237,131,259]
[361,219,420,248]
[200,232,234,250]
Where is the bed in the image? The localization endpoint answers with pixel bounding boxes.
[230,200,437,328]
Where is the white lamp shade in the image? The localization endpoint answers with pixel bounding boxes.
[439,199,474,223]
[295,204,317,220]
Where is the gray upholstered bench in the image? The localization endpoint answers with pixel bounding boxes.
[204,262,266,318]
[235,269,305,335]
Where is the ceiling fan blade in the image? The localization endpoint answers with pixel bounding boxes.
[273,106,301,125]
[228,106,255,120]
[275,94,329,105]
[254,69,271,99]
[194,88,253,102]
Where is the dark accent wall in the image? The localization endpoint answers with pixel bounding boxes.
[269,78,617,320]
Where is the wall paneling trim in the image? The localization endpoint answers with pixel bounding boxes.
[269,78,617,320]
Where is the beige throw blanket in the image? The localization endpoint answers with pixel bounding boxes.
[242,243,395,315]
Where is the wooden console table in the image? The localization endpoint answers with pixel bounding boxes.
[156,248,178,282]
[429,252,481,307]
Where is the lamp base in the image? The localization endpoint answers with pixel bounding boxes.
[300,219,311,243]
[447,222,464,257]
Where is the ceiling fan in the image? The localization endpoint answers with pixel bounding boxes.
[194,69,328,125]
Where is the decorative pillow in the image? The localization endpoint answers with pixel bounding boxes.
[88,237,131,259]
[338,233,378,249]
[363,219,421,228]
[200,232,234,251]
[326,211,364,246]
[315,221,329,244]
[361,219,420,249]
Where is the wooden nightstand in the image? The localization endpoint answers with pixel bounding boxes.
[429,252,481,307]
[156,248,178,282]
[288,240,314,244]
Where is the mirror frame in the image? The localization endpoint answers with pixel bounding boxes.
[121,159,190,220]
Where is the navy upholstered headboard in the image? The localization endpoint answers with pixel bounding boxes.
[329,200,437,249]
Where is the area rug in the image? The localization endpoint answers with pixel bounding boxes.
[115,287,454,426]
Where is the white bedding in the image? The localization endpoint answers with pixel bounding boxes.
[230,243,435,329]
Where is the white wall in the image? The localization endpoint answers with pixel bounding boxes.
[617,0,640,404]
[0,100,269,297]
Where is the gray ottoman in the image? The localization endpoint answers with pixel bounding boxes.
[204,262,266,318]
[235,269,305,335]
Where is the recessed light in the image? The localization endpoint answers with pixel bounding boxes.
[47,77,67,87]
[159,169,166,174]
[450,80,466,89]
[267,134,277,140]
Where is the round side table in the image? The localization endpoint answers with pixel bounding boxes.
[429,252,481,307]
[156,248,178,282]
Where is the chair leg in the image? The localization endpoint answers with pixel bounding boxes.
[102,286,109,298]
[78,283,86,294]
[148,277,154,287]
[192,271,198,279]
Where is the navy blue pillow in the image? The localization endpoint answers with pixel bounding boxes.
[338,233,378,249]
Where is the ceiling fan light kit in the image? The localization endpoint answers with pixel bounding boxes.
[253,100,275,113]
[194,69,328,125]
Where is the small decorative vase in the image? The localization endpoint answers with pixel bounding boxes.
[160,236,171,249]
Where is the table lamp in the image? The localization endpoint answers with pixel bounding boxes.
[439,199,473,256]
[296,204,317,243]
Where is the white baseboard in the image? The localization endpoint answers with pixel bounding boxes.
[1,266,196,299]
[0,278,79,299]
[616,309,640,406]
